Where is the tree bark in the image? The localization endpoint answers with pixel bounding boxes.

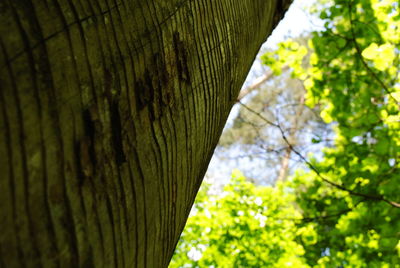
[0,0,291,267]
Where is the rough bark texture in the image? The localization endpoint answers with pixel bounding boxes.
[0,0,291,267]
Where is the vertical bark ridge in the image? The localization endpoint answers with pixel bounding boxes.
[6,4,43,265]
[50,1,92,266]
[0,40,25,268]
[19,2,64,265]
[52,2,95,267]
[75,1,108,265]
[101,2,128,266]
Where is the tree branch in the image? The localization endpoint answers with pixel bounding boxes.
[239,101,400,208]
[347,0,399,105]
[237,66,289,101]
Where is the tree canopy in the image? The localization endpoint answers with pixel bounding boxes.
[171,0,400,266]
[170,171,309,267]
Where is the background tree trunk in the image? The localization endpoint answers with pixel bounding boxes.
[276,94,305,182]
[0,0,291,267]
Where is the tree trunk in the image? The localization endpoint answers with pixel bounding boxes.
[0,0,291,267]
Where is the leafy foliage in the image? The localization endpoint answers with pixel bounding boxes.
[263,0,400,266]
[170,170,309,268]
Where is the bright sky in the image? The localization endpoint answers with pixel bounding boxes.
[243,0,323,89]
[205,0,322,190]
[264,0,322,48]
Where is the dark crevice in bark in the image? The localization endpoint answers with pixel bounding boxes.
[75,137,87,187]
[131,149,148,268]
[134,72,154,113]
[126,160,139,268]
[104,195,119,268]
[110,101,127,165]
[173,32,191,84]
[82,109,98,169]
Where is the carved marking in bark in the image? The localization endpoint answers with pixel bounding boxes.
[172,31,191,84]
[134,52,173,121]
[103,67,127,166]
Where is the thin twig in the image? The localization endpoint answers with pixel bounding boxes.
[239,101,400,208]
